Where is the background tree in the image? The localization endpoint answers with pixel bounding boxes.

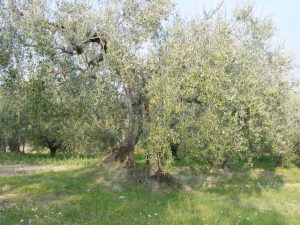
[0,6,28,153]
[289,89,300,157]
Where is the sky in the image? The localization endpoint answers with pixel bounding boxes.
[174,0,300,78]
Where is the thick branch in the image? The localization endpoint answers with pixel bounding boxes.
[55,35,107,64]
[12,4,107,61]
[82,34,108,53]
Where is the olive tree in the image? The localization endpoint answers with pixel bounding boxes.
[1,0,173,162]
[147,4,293,170]
[0,5,28,153]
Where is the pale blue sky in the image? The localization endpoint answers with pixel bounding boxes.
[174,0,300,77]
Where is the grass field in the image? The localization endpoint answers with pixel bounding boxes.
[0,152,300,225]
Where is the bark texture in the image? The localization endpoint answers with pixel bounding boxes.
[47,141,60,157]
[0,136,6,152]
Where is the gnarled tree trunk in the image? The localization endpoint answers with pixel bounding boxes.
[170,142,179,159]
[46,140,60,157]
[110,136,135,162]
[105,85,142,167]
[152,152,177,186]
[0,136,6,152]
[8,137,21,153]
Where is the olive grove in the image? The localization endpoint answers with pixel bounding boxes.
[0,0,299,177]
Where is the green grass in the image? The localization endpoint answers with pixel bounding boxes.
[0,152,100,166]
[0,152,300,225]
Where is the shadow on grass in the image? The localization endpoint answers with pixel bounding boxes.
[173,153,285,196]
[178,165,284,196]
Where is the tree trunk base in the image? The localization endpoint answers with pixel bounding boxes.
[103,137,135,163]
[102,138,179,188]
[150,168,177,186]
[50,150,56,157]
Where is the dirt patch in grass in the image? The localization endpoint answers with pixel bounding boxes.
[0,164,81,176]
